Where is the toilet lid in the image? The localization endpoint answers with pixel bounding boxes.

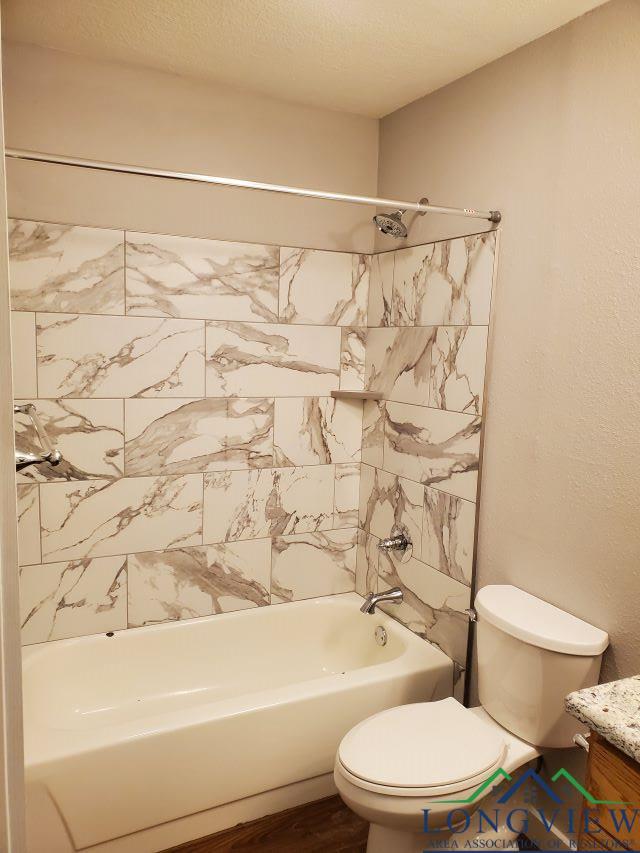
[338,698,506,790]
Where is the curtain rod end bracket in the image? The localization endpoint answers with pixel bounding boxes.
[489,210,502,224]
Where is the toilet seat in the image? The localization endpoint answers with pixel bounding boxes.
[337,698,507,798]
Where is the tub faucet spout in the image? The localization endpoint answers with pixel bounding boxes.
[360,587,403,615]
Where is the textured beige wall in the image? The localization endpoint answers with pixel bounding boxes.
[1,42,379,252]
[378,0,640,684]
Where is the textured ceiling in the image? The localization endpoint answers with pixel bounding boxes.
[2,0,608,117]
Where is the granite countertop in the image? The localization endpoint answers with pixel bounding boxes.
[566,675,640,763]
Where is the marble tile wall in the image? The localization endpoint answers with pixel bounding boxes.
[10,219,498,688]
[359,231,497,697]
[10,221,367,644]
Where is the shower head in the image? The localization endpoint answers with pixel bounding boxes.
[373,197,429,238]
[373,210,407,238]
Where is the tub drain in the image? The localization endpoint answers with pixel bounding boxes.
[375,626,387,646]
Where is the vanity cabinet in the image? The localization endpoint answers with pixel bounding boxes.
[578,732,640,851]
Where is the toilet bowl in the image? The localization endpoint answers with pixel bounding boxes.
[335,585,609,853]
[334,698,538,852]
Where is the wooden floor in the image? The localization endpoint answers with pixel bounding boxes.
[166,795,369,852]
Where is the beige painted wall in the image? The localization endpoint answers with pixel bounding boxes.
[1,42,378,252]
[378,0,640,685]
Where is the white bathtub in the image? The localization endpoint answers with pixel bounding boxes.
[23,592,453,851]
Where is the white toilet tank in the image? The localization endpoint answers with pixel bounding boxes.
[475,585,608,748]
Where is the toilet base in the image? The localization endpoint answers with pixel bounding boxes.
[366,820,521,853]
[364,785,526,853]
[366,822,425,853]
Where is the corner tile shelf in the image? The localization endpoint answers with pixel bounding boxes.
[330,390,382,401]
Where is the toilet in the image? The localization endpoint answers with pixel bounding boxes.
[334,584,609,853]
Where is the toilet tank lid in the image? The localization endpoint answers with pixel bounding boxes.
[475,585,609,656]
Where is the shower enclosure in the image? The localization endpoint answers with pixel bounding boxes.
[5,150,500,850]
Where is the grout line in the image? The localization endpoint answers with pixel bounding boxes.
[11,311,489,332]
[268,529,274,604]
[201,320,207,395]
[201,470,206,548]
[13,392,484,416]
[122,230,127,316]
[31,311,39,400]
[124,553,129,630]
[331,462,337,531]
[36,463,341,489]
[36,482,42,566]
[276,246,282,323]
[11,305,490,330]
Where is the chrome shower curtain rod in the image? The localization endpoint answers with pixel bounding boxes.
[4,148,501,223]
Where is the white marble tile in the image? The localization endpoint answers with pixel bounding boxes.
[124,397,273,475]
[16,484,40,566]
[430,326,488,415]
[274,465,335,535]
[203,469,274,543]
[204,539,270,613]
[274,397,361,466]
[205,321,340,397]
[10,312,37,398]
[393,233,495,326]
[271,528,357,603]
[203,465,334,543]
[9,220,125,314]
[361,400,385,468]
[334,462,360,528]
[278,248,367,325]
[225,397,275,469]
[365,327,435,406]
[384,401,481,501]
[128,539,270,627]
[352,254,371,325]
[390,245,419,327]
[15,399,124,483]
[356,529,379,598]
[367,252,394,327]
[378,551,471,666]
[359,464,423,559]
[126,232,279,322]
[40,474,203,562]
[125,398,227,475]
[417,232,495,326]
[20,555,127,644]
[36,313,205,398]
[422,488,475,586]
[339,327,366,390]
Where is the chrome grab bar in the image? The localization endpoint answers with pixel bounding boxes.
[14,403,62,471]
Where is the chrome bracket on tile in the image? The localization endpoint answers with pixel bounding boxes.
[14,403,63,472]
[573,733,590,753]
